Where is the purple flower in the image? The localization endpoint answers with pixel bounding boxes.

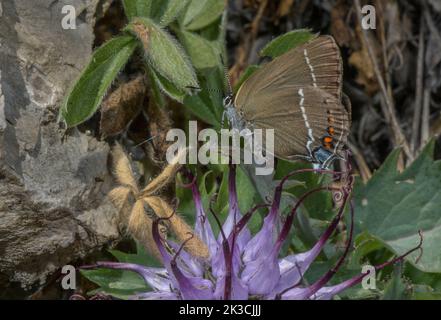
[82,165,422,300]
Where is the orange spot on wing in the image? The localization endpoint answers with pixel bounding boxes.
[322,136,334,150]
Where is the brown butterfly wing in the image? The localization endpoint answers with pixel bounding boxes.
[234,35,349,159]
[251,86,350,160]
[235,35,343,107]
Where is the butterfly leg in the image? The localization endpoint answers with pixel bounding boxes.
[321,154,335,170]
[221,110,227,128]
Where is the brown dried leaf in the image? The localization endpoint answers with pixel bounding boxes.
[111,143,139,192]
[146,98,173,164]
[108,186,131,210]
[330,0,353,47]
[128,199,161,259]
[349,26,380,95]
[100,75,146,138]
[140,148,186,197]
[277,0,295,17]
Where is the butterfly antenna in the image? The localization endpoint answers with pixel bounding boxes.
[133,135,157,148]
[220,53,233,96]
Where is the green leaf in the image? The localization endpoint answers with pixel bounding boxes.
[216,166,257,219]
[109,241,161,267]
[348,233,385,269]
[183,67,224,127]
[80,241,159,299]
[137,0,153,18]
[274,159,334,221]
[148,66,186,102]
[354,140,441,272]
[181,0,225,31]
[80,268,149,299]
[412,285,441,300]
[61,35,137,127]
[234,65,260,93]
[404,263,441,292]
[260,29,317,58]
[146,66,167,107]
[199,15,223,41]
[177,169,216,229]
[178,30,220,69]
[304,259,361,292]
[122,0,137,20]
[382,264,411,300]
[126,18,198,92]
[158,0,190,26]
[183,94,219,126]
[122,0,153,19]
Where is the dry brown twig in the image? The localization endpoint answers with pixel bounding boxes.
[411,18,425,154]
[354,0,413,161]
[230,0,268,84]
[347,140,372,182]
[108,144,209,260]
[420,7,438,148]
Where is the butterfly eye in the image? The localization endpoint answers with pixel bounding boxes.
[223,95,233,107]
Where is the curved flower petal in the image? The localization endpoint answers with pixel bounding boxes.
[273,200,345,294]
[187,172,218,257]
[152,217,214,299]
[310,274,365,300]
[241,251,280,295]
[278,287,311,300]
[167,240,204,277]
[219,165,251,250]
[242,185,282,264]
[214,273,249,300]
[273,251,315,295]
[211,241,241,278]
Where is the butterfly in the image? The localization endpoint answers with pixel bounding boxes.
[223,35,351,169]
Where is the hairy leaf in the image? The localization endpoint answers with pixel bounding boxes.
[178,30,220,69]
[122,0,153,19]
[61,35,137,127]
[158,0,190,26]
[148,67,186,103]
[181,0,225,31]
[126,18,198,93]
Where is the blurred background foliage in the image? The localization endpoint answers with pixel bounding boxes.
[58,0,441,300]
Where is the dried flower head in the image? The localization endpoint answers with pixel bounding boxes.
[108,144,208,259]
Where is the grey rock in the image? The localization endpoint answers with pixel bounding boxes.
[0,0,120,295]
